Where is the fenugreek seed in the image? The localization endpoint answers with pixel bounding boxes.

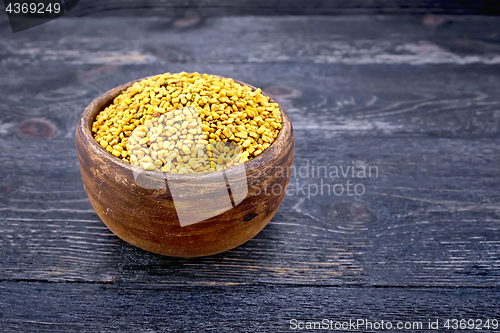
[242,139,251,148]
[222,127,232,138]
[92,72,281,173]
[141,156,152,163]
[143,162,155,171]
[256,126,266,134]
[165,160,172,171]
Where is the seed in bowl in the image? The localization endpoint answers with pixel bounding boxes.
[91,72,282,174]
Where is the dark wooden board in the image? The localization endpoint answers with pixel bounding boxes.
[62,0,500,17]
[1,282,499,332]
[1,14,500,330]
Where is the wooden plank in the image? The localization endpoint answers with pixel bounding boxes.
[63,0,500,17]
[0,282,499,332]
[0,16,500,287]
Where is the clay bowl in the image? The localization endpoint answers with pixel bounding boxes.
[76,74,294,257]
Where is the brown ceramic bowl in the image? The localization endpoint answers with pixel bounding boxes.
[76,74,294,257]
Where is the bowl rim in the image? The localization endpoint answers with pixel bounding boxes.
[77,73,294,181]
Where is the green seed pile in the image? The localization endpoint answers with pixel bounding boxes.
[92,72,282,174]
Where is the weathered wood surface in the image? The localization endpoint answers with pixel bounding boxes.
[63,0,500,17]
[1,282,499,332]
[1,15,500,331]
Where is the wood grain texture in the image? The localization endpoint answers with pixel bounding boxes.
[1,14,500,331]
[0,282,499,332]
[63,0,500,17]
[0,15,499,285]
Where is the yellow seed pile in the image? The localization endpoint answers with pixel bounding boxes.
[91,72,282,173]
